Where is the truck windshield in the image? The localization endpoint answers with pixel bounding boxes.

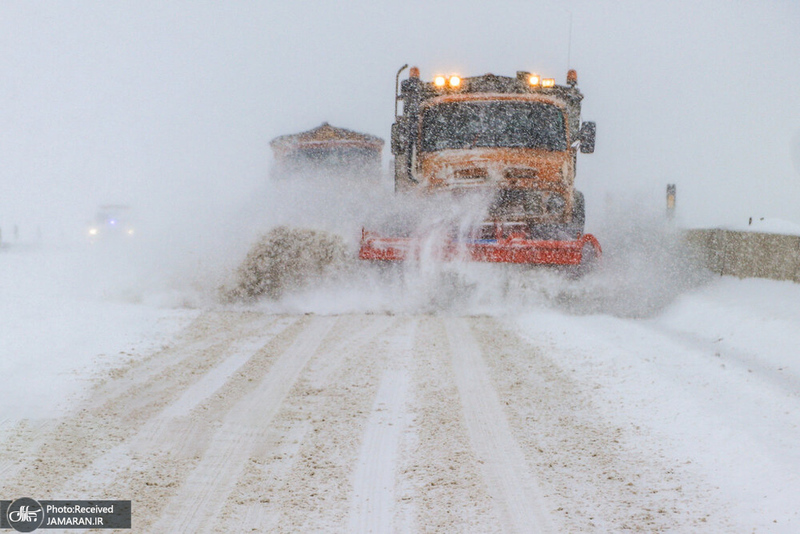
[421,100,566,152]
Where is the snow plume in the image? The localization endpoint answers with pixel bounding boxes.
[54,168,710,318]
[221,226,348,302]
[560,199,714,318]
[212,177,713,317]
[220,175,500,312]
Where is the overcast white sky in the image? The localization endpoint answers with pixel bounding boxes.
[1,0,798,239]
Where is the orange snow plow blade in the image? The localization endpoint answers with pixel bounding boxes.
[359,228,601,265]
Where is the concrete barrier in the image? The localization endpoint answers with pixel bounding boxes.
[684,229,800,283]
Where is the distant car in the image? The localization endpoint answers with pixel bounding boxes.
[87,204,136,243]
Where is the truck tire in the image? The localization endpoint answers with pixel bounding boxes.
[566,190,585,238]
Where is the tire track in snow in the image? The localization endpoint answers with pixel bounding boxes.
[149,315,337,533]
[304,314,398,390]
[76,313,322,532]
[243,315,406,533]
[0,311,281,498]
[91,311,269,410]
[347,319,415,533]
[63,315,300,497]
[0,419,53,482]
[214,314,398,532]
[157,315,298,419]
[404,318,499,533]
[237,420,312,531]
[446,317,553,534]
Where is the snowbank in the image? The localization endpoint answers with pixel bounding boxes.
[721,217,800,236]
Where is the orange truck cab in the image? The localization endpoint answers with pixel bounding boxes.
[359,66,600,267]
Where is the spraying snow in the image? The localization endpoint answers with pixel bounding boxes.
[37,164,709,318]
[222,226,348,302]
[212,169,710,318]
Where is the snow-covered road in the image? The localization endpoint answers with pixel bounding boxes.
[1,247,799,533]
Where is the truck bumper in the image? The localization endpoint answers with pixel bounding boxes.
[359,229,601,266]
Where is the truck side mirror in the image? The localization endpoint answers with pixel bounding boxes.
[391,122,407,155]
[579,121,596,154]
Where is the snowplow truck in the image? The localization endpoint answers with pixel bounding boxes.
[269,122,384,180]
[359,66,601,267]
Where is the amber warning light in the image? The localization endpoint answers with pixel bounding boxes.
[434,74,462,88]
[567,69,578,86]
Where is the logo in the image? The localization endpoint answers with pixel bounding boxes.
[7,498,44,532]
